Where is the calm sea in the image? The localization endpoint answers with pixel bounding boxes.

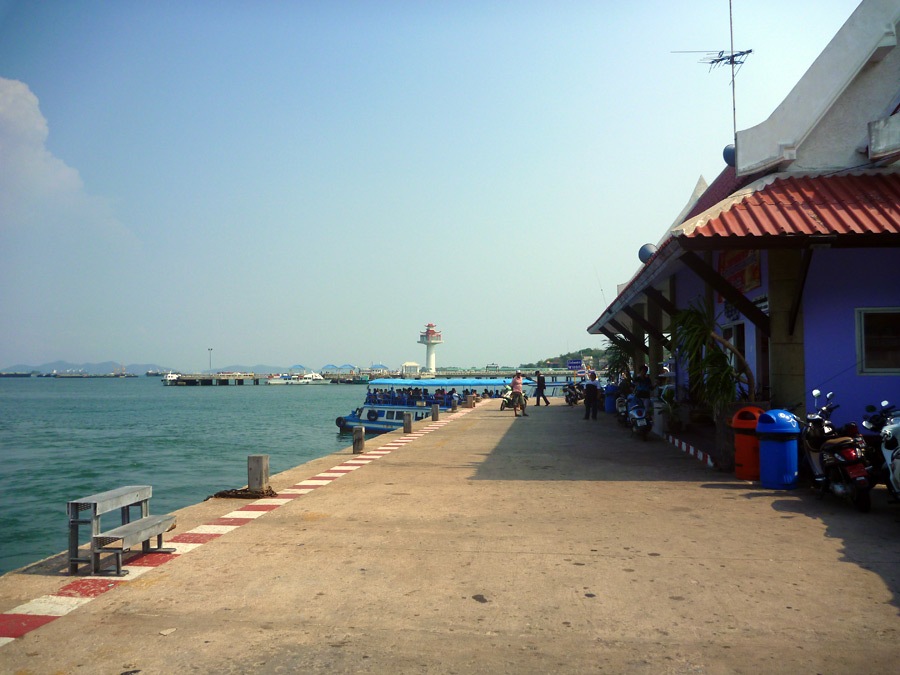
[0,376,367,575]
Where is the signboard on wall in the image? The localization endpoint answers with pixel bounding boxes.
[717,250,761,301]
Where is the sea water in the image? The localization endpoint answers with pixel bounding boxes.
[0,376,367,575]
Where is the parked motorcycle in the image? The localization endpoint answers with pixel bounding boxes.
[626,394,652,440]
[862,399,900,503]
[799,389,874,512]
[564,383,584,407]
[615,393,629,426]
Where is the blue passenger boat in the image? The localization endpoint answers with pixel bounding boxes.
[335,377,520,433]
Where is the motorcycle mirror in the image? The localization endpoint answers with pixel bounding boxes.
[882,400,890,408]
[812,389,821,398]
[826,391,834,400]
[866,404,877,412]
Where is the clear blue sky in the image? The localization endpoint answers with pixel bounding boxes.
[0,0,861,371]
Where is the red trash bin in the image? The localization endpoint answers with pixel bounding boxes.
[732,406,765,480]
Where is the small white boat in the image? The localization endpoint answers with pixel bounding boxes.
[267,372,331,385]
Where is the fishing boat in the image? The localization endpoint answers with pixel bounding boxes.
[267,372,330,385]
[335,377,520,433]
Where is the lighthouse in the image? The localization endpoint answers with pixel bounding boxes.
[418,323,442,373]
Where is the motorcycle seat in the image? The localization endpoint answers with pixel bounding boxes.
[820,436,857,453]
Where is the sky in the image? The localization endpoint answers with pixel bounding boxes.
[0,0,864,372]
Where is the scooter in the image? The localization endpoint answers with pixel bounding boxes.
[799,389,875,512]
[626,394,652,440]
[615,393,629,426]
[564,383,584,406]
[862,399,900,503]
[499,385,528,412]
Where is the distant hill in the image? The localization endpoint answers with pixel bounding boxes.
[2,361,178,375]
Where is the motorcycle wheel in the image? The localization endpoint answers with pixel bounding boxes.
[500,401,507,411]
[640,426,649,441]
[854,487,872,513]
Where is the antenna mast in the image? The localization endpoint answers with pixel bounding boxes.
[729,0,737,145]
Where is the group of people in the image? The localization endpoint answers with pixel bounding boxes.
[507,369,552,418]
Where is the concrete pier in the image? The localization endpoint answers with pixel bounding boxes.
[1,401,899,673]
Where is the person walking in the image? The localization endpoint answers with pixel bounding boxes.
[511,370,528,417]
[583,371,600,420]
[534,370,550,406]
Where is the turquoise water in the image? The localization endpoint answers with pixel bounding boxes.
[0,377,367,575]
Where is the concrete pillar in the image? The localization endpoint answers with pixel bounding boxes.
[451,398,458,412]
[403,412,412,433]
[248,455,270,492]
[431,404,440,421]
[352,426,365,454]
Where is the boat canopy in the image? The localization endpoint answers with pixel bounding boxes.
[369,377,532,388]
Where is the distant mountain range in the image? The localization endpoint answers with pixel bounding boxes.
[1,361,298,375]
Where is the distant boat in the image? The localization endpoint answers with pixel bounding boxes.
[0,372,32,378]
[266,372,331,386]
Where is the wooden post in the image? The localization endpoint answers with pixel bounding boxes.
[353,426,365,454]
[248,454,270,491]
[403,412,412,434]
[431,403,440,421]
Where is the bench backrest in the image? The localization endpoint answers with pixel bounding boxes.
[68,485,152,516]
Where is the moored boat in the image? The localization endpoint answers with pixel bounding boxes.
[335,377,518,433]
[267,372,330,385]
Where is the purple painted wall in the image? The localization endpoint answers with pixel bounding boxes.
[803,247,900,427]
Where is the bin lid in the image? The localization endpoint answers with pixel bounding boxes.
[756,409,800,434]
[732,406,765,429]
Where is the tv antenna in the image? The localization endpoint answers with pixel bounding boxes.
[672,0,750,147]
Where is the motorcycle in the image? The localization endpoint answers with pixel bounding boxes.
[615,392,629,426]
[499,385,528,412]
[862,399,900,503]
[564,383,584,406]
[799,389,874,512]
[626,394,652,440]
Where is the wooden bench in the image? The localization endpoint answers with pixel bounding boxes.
[67,485,176,576]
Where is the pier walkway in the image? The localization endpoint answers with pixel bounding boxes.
[2,400,899,673]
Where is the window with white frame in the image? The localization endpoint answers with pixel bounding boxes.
[856,308,900,373]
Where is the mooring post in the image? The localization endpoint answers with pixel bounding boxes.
[352,426,365,454]
[248,454,270,491]
[451,398,458,412]
[431,403,439,421]
[403,412,412,434]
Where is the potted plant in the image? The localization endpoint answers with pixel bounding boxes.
[671,299,758,469]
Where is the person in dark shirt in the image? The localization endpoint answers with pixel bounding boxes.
[534,370,550,406]
[583,371,600,420]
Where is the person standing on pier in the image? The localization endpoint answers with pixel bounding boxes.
[533,370,550,406]
[511,370,528,417]
[583,371,600,420]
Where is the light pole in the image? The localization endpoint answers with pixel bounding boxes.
[208,348,212,373]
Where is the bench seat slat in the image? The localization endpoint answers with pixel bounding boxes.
[94,514,176,550]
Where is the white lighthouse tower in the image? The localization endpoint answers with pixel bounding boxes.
[418,323,443,374]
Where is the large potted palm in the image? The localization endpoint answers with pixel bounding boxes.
[671,299,759,469]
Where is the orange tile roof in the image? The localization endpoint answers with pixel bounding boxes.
[681,172,900,242]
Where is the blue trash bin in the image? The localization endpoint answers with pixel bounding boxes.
[604,384,618,414]
[756,409,800,489]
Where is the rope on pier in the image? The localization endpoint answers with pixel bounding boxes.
[206,486,277,500]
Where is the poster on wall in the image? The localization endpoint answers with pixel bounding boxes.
[717,250,761,301]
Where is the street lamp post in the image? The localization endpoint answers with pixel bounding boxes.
[208,348,212,373]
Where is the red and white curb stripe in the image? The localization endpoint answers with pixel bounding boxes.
[0,404,479,647]
[664,434,717,468]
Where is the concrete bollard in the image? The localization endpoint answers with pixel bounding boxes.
[353,426,365,454]
[248,454,270,492]
[451,398,458,412]
[431,403,440,421]
[403,412,412,434]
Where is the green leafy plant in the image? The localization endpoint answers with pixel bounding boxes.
[671,298,756,417]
